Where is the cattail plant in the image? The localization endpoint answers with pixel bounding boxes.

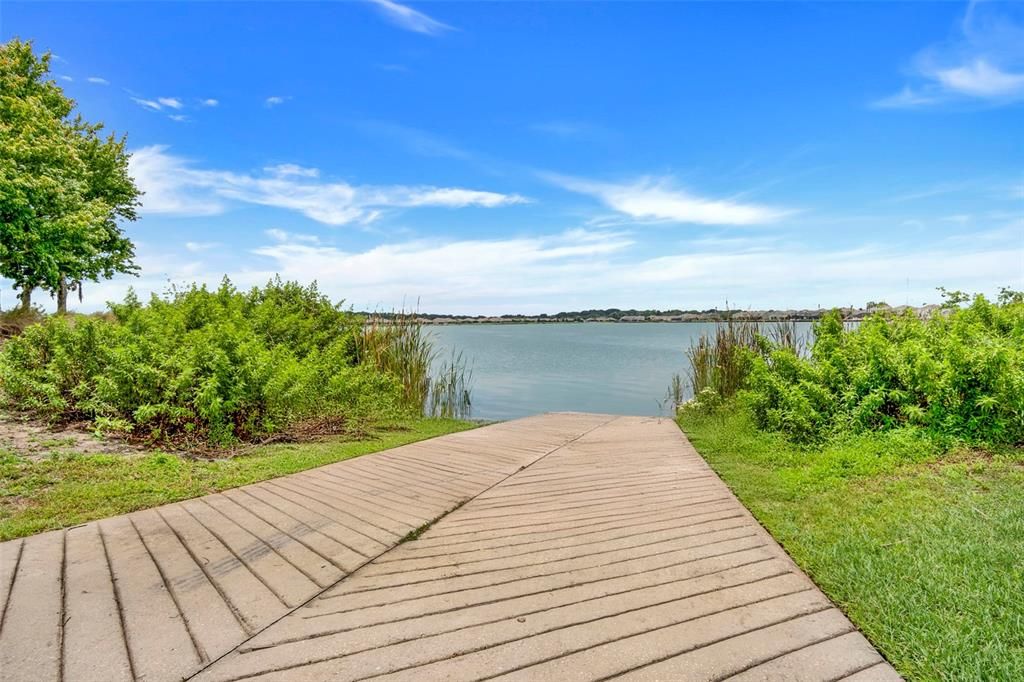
[685,319,760,400]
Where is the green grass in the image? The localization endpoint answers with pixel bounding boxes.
[678,405,1024,682]
[0,418,474,541]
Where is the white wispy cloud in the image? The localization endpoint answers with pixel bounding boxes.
[132,96,185,112]
[158,97,184,109]
[58,75,73,82]
[389,187,527,208]
[184,241,221,252]
[265,96,288,107]
[615,236,1021,310]
[131,97,164,111]
[251,229,634,307]
[367,0,453,36]
[230,227,1023,314]
[86,76,109,85]
[546,174,791,226]
[128,146,226,215]
[132,96,214,114]
[15,223,1020,314]
[875,2,1024,108]
[264,163,319,178]
[128,145,529,225]
[265,229,320,243]
[933,58,1024,97]
[873,87,941,109]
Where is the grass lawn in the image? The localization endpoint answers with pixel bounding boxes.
[0,417,474,541]
[678,406,1024,682]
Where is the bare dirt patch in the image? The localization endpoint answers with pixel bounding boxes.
[0,413,140,461]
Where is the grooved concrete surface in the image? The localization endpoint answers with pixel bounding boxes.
[0,414,899,682]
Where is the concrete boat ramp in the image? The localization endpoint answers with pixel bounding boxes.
[0,413,899,681]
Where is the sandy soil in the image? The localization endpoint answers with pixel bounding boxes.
[0,413,140,461]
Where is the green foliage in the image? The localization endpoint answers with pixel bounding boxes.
[998,286,1024,305]
[0,38,140,311]
[0,278,407,445]
[745,294,1024,446]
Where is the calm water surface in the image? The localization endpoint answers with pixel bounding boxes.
[429,323,810,420]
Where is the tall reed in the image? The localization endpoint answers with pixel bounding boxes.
[357,310,431,410]
[766,319,807,355]
[357,311,473,419]
[685,319,759,399]
[428,351,473,419]
[667,373,685,408]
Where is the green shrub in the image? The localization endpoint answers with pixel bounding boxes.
[745,293,1024,446]
[0,278,405,445]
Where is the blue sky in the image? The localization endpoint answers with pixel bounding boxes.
[4,0,1022,313]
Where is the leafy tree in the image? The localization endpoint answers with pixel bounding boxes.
[0,38,140,313]
[998,286,1023,305]
[936,287,970,308]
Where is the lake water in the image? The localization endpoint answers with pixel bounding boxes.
[429,323,811,420]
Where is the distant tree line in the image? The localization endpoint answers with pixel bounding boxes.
[367,308,739,321]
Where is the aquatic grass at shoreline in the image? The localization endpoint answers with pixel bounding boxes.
[358,310,474,420]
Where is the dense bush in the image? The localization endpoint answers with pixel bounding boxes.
[0,279,405,445]
[743,292,1024,446]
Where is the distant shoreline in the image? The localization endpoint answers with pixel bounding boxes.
[365,303,943,326]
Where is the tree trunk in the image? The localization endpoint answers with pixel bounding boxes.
[18,287,32,312]
[57,275,68,315]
